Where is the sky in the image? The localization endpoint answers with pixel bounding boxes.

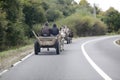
[74,0,120,12]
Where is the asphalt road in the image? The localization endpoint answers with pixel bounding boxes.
[0,35,120,80]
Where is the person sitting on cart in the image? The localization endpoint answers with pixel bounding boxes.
[41,22,51,37]
[51,23,59,36]
[34,22,51,54]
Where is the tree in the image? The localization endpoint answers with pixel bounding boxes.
[0,9,8,51]
[40,1,49,11]
[0,0,26,50]
[23,2,46,27]
[57,0,72,5]
[46,9,63,22]
[23,2,46,37]
[56,0,75,17]
[103,7,120,32]
[79,0,93,14]
[1,0,24,22]
[5,23,26,46]
[79,0,90,7]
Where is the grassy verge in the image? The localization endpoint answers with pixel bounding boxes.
[0,44,33,72]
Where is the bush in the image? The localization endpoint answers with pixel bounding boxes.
[56,13,107,37]
[23,4,46,26]
[91,20,107,35]
[5,23,27,46]
[75,17,107,36]
[32,24,43,35]
[46,9,63,22]
[23,3,46,37]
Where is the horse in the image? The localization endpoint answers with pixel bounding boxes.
[59,28,66,51]
[62,26,72,44]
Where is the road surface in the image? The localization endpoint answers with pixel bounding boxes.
[0,35,120,80]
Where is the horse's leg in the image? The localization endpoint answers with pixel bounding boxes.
[62,38,64,51]
[47,48,49,51]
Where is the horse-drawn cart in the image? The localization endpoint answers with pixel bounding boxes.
[32,31,61,55]
[64,31,73,44]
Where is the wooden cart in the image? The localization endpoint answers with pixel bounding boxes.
[32,31,61,55]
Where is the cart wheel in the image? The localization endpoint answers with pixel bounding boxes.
[34,41,41,55]
[56,42,60,55]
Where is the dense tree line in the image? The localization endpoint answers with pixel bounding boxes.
[0,0,120,51]
[0,0,25,50]
[0,0,75,51]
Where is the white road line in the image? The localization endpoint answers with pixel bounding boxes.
[0,52,34,76]
[12,52,34,67]
[21,52,34,61]
[12,61,22,67]
[113,39,120,47]
[81,37,112,80]
[0,70,8,76]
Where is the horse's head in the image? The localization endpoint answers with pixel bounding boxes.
[60,31,66,38]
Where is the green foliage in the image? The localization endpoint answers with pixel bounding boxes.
[62,5,75,16]
[74,16,107,36]
[0,0,26,51]
[103,7,120,33]
[1,0,24,22]
[23,1,46,37]
[53,0,75,17]
[1,0,119,52]
[57,0,72,5]
[79,0,90,7]
[5,23,26,46]
[77,0,93,15]
[23,2,46,27]
[32,24,43,36]
[0,9,8,50]
[0,0,39,51]
[40,1,49,10]
[46,9,63,22]
[56,13,107,37]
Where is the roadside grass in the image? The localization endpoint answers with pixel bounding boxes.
[0,44,33,72]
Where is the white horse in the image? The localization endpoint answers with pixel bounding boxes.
[59,28,66,51]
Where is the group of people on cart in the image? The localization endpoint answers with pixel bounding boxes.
[34,22,73,55]
[40,22,59,37]
[40,22,73,38]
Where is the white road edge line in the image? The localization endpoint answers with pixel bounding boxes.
[21,52,34,61]
[12,61,22,67]
[0,52,34,76]
[113,39,120,47]
[0,70,8,76]
[12,52,34,67]
[81,37,112,80]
